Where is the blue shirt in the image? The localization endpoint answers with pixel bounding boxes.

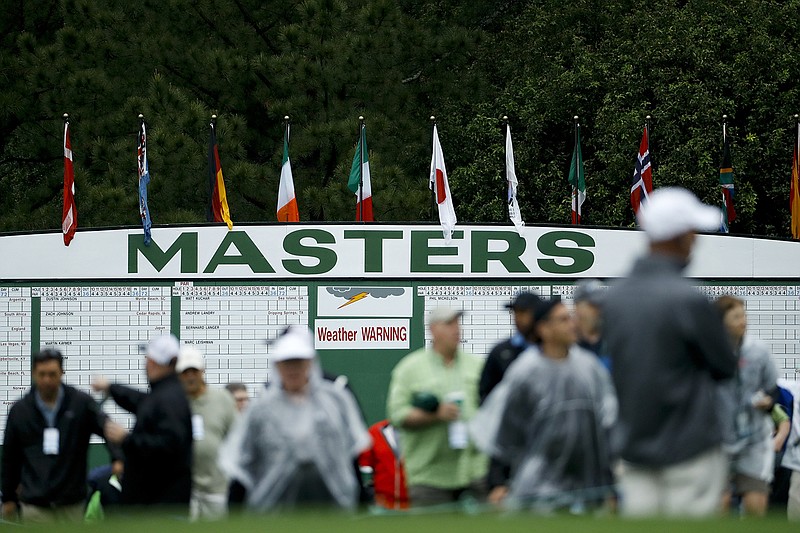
[35,385,64,428]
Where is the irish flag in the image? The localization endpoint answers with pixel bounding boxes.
[347,122,373,221]
[429,123,457,242]
[277,122,299,222]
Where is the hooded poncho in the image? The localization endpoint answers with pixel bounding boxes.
[219,360,370,511]
[470,346,617,510]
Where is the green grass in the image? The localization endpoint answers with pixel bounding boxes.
[9,509,793,532]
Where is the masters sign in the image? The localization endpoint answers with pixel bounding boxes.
[1,224,798,280]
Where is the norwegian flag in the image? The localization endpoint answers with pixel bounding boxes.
[630,125,653,214]
[62,118,77,246]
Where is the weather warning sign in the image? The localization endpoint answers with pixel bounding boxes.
[314,318,410,350]
[314,286,412,350]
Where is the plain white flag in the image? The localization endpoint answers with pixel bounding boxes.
[506,125,524,232]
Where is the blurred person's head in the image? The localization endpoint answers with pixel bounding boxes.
[505,293,538,336]
[715,295,747,343]
[533,300,576,358]
[637,187,721,263]
[573,280,605,343]
[272,326,315,394]
[226,382,249,412]
[177,347,207,399]
[428,307,463,359]
[521,296,560,344]
[145,334,180,383]
[32,349,64,402]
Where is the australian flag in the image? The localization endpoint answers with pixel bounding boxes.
[630,125,653,214]
[719,130,736,233]
[138,121,152,246]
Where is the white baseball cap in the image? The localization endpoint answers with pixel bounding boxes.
[176,346,205,373]
[271,326,316,362]
[429,307,464,325]
[637,187,722,242]
[146,334,180,366]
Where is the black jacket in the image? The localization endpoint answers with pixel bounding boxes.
[1,384,112,506]
[109,373,192,506]
[479,338,527,404]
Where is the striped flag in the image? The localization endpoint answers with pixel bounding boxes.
[137,119,152,246]
[505,124,524,231]
[630,125,653,214]
[208,119,233,230]
[277,121,299,222]
[62,118,77,246]
[792,121,800,239]
[347,122,374,221]
[429,123,457,242]
[568,121,586,224]
[719,122,736,233]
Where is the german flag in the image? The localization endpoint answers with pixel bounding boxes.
[208,117,233,230]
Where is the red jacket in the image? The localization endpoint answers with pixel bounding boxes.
[358,420,408,509]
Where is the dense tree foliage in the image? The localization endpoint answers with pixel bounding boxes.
[2,0,799,236]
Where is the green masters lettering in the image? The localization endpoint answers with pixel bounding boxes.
[282,229,337,274]
[536,231,595,274]
[343,230,403,272]
[203,231,275,273]
[471,231,528,273]
[410,231,464,273]
[128,233,198,273]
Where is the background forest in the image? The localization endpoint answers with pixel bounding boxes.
[2,0,799,236]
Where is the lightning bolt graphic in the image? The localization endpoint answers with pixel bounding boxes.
[338,291,369,309]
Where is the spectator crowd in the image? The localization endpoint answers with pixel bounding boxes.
[2,188,799,523]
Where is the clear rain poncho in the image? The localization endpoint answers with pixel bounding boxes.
[218,358,370,512]
[470,346,618,510]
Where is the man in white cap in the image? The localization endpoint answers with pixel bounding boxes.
[176,347,237,521]
[602,187,737,517]
[92,334,193,509]
[386,307,487,506]
[218,326,369,511]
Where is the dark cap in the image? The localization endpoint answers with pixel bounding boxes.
[505,292,541,312]
[533,296,562,322]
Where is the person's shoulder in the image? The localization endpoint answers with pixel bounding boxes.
[570,345,609,372]
[6,390,34,418]
[742,334,771,359]
[208,387,237,406]
[63,384,98,406]
[503,349,542,381]
[393,348,428,370]
[487,337,515,355]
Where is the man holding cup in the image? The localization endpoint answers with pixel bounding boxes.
[386,307,487,506]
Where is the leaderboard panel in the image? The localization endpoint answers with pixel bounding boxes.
[418,285,551,358]
[177,283,309,394]
[37,285,172,436]
[697,284,800,379]
[417,282,800,380]
[0,287,32,442]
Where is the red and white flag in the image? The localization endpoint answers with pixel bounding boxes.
[62,119,77,246]
[429,124,457,242]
